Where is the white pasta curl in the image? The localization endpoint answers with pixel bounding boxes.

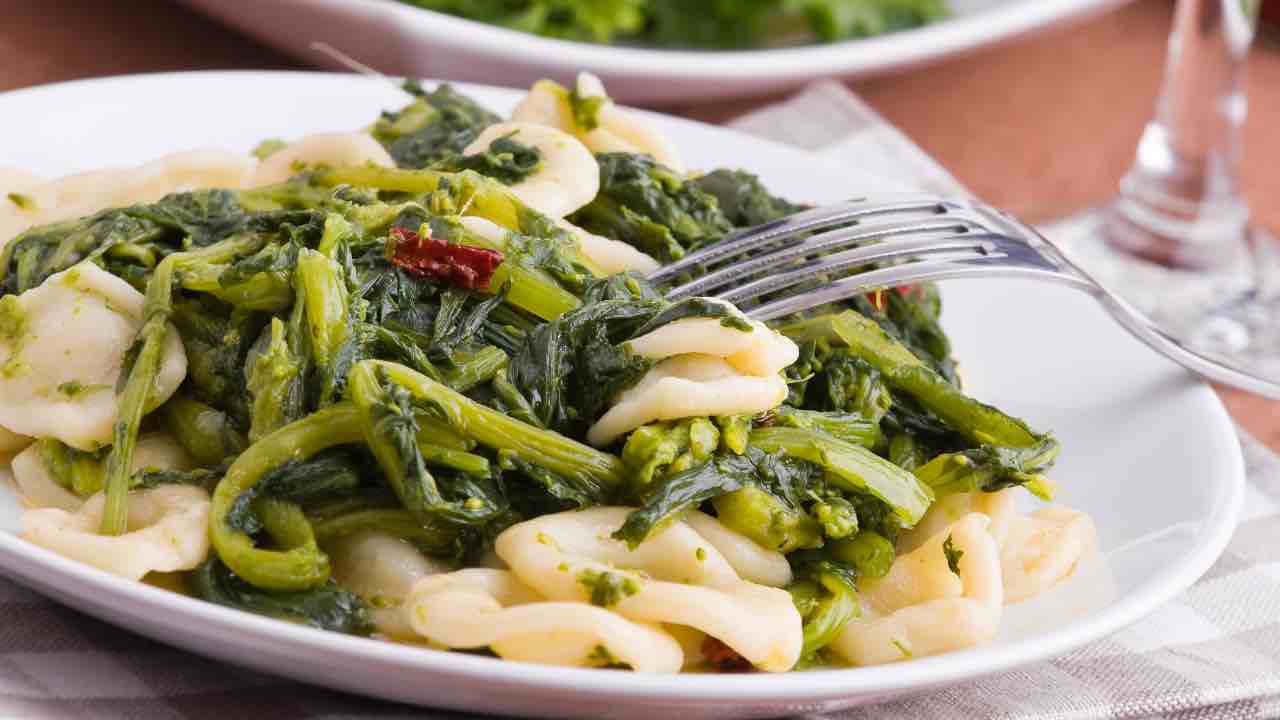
[21,484,211,580]
[681,511,792,587]
[495,507,802,672]
[464,123,599,218]
[406,567,685,672]
[10,443,81,512]
[830,513,1003,666]
[11,432,191,513]
[1000,505,1097,603]
[901,488,1097,604]
[329,530,451,638]
[0,263,187,451]
[512,73,685,174]
[587,354,788,447]
[1,150,255,252]
[899,487,1019,553]
[556,218,660,274]
[251,132,394,187]
[625,300,799,376]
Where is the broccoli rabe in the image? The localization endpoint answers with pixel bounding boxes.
[371,82,500,169]
[400,0,946,49]
[191,557,373,635]
[569,153,733,263]
[690,169,805,228]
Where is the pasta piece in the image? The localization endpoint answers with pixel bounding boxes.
[682,511,792,587]
[625,301,799,376]
[131,432,195,474]
[329,530,450,638]
[1000,505,1097,603]
[21,485,211,580]
[0,150,254,251]
[406,567,684,672]
[0,263,187,450]
[495,507,803,672]
[587,354,788,447]
[830,513,1002,666]
[10,444,81,513]
[57,149,253,208]
[463,123,599,218]
[512,73,686,174]
[11,432,191,513]
[556,218,660,274]
[901,489,1097,603]
[251,132,394,187]
[899,488,1018,553]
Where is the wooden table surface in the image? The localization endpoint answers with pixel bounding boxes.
[3,0,1278,448]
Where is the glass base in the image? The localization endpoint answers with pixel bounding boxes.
[1043,208,1280,381]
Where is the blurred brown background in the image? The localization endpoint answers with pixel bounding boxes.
[2,0,1278,446]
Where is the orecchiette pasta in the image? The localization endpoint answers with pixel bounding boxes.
[1000,505,1097,603]
[0,150,255,251]
[250,132,394,187]
[0,263,187,450]
[681,511,792,587]
[461,212,658,279]
[625,303,799,377]
[586,306,797,445]
[495,507,803,672]
[10,443,82,513]
[900,488,1097,605]
[556,218,660,274]
[329,530,451,638]
[899,488,1019,553]
[14,431,191,514]
[464,122,599,219]
[21,484,211,580]
[511,73,686,174]
[830,513,1002,666]
[587,354,789,447]
[406,567,685,672]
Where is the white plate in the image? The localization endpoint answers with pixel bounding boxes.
[0,72,1244,719]
[177,0,1132,103]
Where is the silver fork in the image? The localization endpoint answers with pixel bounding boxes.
[646,194,1280,399]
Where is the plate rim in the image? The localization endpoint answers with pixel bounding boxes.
[0,69,1247,706]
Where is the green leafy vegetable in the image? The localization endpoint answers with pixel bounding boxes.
[433,132,543,185]
[371,82,500,169]
[943,533,963,575]
[690,169,805,227]
[190,558,374,635]
[398,0,945,48]
[569,153,733,263]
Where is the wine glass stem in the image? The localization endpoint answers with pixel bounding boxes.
[1109,0,1262,270]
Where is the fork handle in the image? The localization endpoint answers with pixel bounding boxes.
[1089,284,1280,399]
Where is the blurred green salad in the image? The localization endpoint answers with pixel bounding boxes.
[403,0,949,49]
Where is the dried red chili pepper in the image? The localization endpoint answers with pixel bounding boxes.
[387,226,504,290]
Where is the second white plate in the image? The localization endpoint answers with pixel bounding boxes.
[178,0,1133,102]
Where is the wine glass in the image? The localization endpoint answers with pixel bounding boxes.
[1049,0,1276,376]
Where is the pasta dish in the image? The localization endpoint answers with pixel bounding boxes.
[0,73,1096,673]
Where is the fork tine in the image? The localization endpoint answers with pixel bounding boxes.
[745,241,1077,322]
[647,195,963,284]
[666,217,983,298]
[715,233,996,305]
